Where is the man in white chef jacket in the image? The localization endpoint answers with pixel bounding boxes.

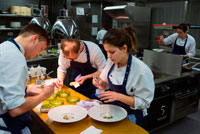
[56,38,106,99]
[0,23,56,134]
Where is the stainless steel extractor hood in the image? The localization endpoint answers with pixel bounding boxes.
[51,17,79,39]
[51,0,79,39]
[30,0,51,32]
[104,5,151,54]
[104,5,151,22]
[30,17,51,32]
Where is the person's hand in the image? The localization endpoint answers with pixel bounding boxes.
[159,35,164,45]
[98,91,120,103]
[55,78,63,88]
[27,85,41,96]
[41,82,56,99]
[92,76,105,89]
[183,54,189,58]
[75,76,87,85]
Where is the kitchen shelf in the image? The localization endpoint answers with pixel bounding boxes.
[153,24,177,30]
[0,14,33,18]
[153,24,200,29]
[0,28,21,31]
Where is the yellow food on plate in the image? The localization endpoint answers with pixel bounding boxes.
[66,96,80,103]
[69,82,80,88]
[50,99,64,107]
[47,93,57,101]
[40,103,54,113]
[57,90,70,98]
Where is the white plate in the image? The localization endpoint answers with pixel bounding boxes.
[88,104,127,122]
[48,105,88,123]
[44,78,57,86]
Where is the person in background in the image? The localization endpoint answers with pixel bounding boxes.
[0,24,56,134]
[159,23,196,59]
[96,25,108,57]
[92,26,155,127]
[56,39,106,99]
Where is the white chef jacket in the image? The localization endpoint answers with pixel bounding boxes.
[164,33,196,57]
[96,29,107,45]
[0,41,30,134]
[100,55,155,116]
[57,40,106,74]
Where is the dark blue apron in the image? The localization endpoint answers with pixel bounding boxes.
[172,35,187,55]
[0,38,32,134]
[107,54,144,127]
[69,42,98,99]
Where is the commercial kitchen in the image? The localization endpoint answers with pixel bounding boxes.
[0,0,200,134]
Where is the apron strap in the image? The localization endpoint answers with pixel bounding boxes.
[8,38,21,52]
[82,41,90,62]
[122,54,132,88]
[0,125,12,132]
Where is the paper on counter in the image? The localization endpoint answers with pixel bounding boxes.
[69,82,80,88]
[70,74,81,88]
[80,125,103,134]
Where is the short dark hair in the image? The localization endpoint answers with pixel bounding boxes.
[19,23,51,46]
[61,38,81,56]
[177,23,190,32]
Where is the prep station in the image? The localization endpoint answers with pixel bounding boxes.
[1,0,200,134]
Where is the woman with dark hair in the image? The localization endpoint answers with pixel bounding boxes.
[160,23,196,58]
[93,26,155,127]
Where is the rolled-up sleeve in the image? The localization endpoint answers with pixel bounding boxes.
[164,33,177,45]
[57,51,70,73]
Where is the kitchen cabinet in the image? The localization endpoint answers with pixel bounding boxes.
[144,71,200,132]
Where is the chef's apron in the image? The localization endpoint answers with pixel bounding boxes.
[172,35,187,55]
[0,38,32,134]
[107,54,143,127]
[69,42,98,99]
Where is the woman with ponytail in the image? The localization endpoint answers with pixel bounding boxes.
[92,26,155,127]
[160,23,196,58]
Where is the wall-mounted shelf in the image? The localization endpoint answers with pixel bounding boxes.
[153,24,200,29]
[153,24,177,30]
[0,14,33,18]
[0,28,21,31]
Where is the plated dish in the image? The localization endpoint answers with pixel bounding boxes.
[48,105,88,123]
[88,104,127,122]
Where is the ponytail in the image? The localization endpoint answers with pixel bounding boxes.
[103,26,137,55]
[124,25,137,55]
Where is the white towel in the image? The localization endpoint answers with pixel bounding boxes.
[80,126,103,134]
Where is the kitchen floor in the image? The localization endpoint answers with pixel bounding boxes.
[152,100,200,134]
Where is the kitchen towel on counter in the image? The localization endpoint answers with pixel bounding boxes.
[80,125,103,134]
